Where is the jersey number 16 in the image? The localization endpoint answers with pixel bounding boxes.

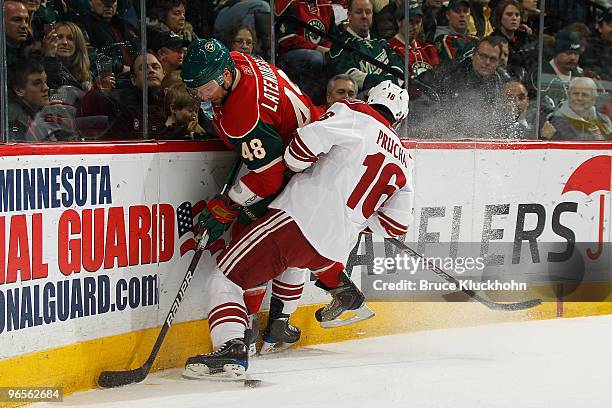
[347,153,406,218]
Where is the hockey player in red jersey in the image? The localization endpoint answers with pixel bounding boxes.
[182,38,318,355]
[181,39,369,356]
[183,80,414,380]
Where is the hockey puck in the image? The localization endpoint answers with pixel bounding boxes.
[243,379,262,388]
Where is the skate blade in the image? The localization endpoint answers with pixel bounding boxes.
[320,304,375,328]
[182,363,247,381]
[259,341,293,355]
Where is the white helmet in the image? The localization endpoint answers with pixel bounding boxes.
[367,80,409,123]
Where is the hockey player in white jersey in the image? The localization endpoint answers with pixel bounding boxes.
[183,81,414,380]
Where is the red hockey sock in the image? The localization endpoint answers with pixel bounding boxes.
[313,262,344,288]
[243,286,267,314]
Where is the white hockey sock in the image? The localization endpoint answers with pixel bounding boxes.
[204,267,248,349]
[271,268,306,316]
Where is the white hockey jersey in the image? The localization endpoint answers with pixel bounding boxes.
[270,99,415,264]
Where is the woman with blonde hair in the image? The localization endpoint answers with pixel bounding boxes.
[53,21,92,90]
[43,21,92,91]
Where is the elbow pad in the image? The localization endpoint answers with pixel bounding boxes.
[228,179,264,207]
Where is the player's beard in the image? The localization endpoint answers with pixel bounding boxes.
[214,83,232,106]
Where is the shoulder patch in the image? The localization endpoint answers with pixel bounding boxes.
[217,55,261,138]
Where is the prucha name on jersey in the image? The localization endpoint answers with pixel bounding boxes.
[376,130,408,168]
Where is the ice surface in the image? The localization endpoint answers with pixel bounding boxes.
[34,315,612,408]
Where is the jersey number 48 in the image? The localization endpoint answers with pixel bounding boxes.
[241,138,266,161]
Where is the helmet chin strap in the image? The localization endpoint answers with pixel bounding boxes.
[222,68,237,92]
[218,70,236,105]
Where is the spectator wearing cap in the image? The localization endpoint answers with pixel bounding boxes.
[72,0,139,72]
[388,0,439,78]
[542,77,611,140]
[275,0,336,105]
[149,28,188,76]
[434,0,479,62]
[490,0,536,69]
[148,0,198,42]
[582,9,611,81]
[567,22,591,51]
[468,0,494,38]
[538,28,584,107]
[328,0,405,94]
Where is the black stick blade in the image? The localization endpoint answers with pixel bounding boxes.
[98,368,148,388]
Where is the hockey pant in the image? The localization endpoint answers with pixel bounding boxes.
[206,209,341,348]
[232,217,307,317]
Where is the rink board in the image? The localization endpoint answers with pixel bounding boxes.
[0,140,611,404]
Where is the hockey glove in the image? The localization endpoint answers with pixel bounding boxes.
[197,194,240,243]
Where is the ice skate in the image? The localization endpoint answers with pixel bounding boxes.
[182,338,248,381]
[315,271,375,328]
[260,317,301,354]
[259,297,301,354]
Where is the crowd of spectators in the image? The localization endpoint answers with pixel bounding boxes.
[3,0,611,142]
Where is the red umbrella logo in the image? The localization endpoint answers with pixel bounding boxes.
[562,155,611,260]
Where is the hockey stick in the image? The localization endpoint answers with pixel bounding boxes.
[98,157,243,388]
[387,238,542,311]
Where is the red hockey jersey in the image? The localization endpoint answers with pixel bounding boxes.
[212,52,320,201]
